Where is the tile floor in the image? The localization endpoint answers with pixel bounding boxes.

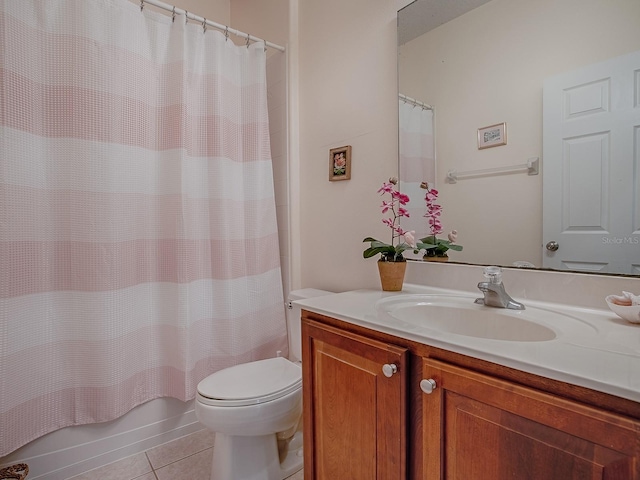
[68,429,304,480]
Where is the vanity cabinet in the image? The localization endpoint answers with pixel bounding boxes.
[301,318,408,480]
[301,311,640,480]
[421,358,640,479]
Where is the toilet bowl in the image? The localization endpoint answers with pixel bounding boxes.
[195,289,332,480]
[196,357,303,480]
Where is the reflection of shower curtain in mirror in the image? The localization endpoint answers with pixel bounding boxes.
[399,99,434,257]
[399,99,435,185]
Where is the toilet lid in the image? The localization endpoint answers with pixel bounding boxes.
[197,357,302,407]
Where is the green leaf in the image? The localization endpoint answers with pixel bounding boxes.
[363,237,400,259]
[363,245,395,258]
[416,237,462,252]
[415,242,436,250]
[418,237,436,245]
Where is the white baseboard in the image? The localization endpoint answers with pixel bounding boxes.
[0,398,202,479]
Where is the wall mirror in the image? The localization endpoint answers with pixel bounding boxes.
[398,0,640,276]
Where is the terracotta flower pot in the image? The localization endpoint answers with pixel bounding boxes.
[377,260,407,291]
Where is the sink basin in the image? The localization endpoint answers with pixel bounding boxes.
[374,294,588,342]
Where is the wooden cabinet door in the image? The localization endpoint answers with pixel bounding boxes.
[302,318,408,480]
[421,358,640,480]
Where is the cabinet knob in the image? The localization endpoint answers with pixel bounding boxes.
[382,363,398,377]
[420,378,437,394]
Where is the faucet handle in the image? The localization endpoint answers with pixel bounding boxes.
[483,266,503,284]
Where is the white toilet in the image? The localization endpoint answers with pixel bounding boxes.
[195,288,332,480]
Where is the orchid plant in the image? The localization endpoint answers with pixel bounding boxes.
[363,178,416,262]
[415,182,463,257]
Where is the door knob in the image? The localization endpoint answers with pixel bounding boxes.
[382,363,398,377]
[546,241,559,251]
[420,378,437,394]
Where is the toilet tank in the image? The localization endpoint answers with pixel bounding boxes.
[286,289,333,362]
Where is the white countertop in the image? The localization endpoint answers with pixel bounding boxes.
[294,284,640,403]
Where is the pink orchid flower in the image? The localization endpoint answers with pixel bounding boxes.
[393,191,410,205]
[425,189,438,202]
[403,230,416,248]
[377,182,395,194]
[364,179,414,262]
[380,200,393,214]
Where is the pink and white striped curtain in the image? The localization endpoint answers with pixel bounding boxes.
[0,0,287,456]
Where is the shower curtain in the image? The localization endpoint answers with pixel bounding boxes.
[398,98,435,258]
[0,0,287,456]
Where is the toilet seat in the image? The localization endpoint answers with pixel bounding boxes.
[197,357,302,407]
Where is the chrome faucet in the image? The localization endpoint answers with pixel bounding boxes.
[474,266,525,310]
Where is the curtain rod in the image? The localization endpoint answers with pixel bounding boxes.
[399,93,433,111]
[140,0,285,52]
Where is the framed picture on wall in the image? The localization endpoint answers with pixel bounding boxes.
[477,122,507,149]
[329,145,352,181]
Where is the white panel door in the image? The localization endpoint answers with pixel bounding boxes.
[543,50,640,274]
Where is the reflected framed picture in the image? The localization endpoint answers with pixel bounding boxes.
[329,145,352,181]
[477,122,507,149]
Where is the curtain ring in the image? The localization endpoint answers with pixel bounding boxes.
[171,6,176,23]
[202,18,207,33]
[246,34,251,48]
[185,10,188,24]
[224,26,229,41]
[140,0,144,12]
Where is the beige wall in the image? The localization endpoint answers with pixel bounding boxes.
[296,0,400,292]
[399,0,640,267]
[231,0,288,51]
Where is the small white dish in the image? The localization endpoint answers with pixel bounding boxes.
[605,295,640,324]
